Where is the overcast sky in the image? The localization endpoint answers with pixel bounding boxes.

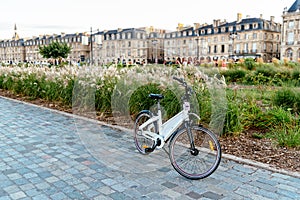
[0,0,296,39]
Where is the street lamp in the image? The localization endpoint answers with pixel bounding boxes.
[195,33,199,60]
[90,27,100,66]
[229,31,238,60]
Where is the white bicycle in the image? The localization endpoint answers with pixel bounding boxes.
[134,77,221,180]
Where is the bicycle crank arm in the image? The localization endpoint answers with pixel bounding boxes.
[141,131,165,149]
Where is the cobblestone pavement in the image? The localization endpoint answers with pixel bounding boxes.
[0,97,300,200]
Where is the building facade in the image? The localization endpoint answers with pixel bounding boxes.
[164,13,281,64]
[281,0,300,61]
[0,13,282,65]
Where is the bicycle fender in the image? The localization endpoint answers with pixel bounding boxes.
[135,110,154,120]
[168,127,184,144]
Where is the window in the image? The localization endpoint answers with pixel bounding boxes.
[253,33,257,39]
[288,21,294,29]
[236,44,240,53]
[252,43,257,52]
[287,49,293,59]
[221,45,225,53]
[288,32,294,44]
[214,45,217,53]
[244,43,248,53]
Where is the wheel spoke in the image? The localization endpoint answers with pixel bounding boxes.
[169,126,221,179]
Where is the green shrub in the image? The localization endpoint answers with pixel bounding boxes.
[128,83,181,120]
[272,127,300,149]
[221,68,246,83]
[255,65,276,77]
[272,88,300,113]
[129,83,162,116]
[244,58,256,70]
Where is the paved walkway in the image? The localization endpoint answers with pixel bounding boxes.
[0,97,300,200]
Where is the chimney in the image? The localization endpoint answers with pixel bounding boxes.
[213,19,220,27]
[237,13,242,22]
[260,14,263,19]
[177,23,184,31]
[194,23,200,29]
[270,16,274,22]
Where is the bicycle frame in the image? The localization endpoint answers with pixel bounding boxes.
[138,101,191,149]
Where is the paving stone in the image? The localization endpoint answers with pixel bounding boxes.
[9,191,27,200]
[0,97,299,200]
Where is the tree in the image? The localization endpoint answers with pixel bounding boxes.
[39,42,71,64]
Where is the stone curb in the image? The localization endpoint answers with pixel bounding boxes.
[2,95,300,179]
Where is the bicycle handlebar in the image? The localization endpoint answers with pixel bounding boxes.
[173,76,193,100]
[173,76,185,84]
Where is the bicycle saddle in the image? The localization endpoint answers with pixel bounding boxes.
[149,94,164,100]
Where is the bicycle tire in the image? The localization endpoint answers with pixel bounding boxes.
[133,111,157,155]
[169,126,221,180]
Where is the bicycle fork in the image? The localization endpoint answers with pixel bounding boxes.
[185,122,199,156]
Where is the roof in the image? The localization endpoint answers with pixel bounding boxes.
[288,0,300,12]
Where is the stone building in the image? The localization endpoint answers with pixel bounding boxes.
[0,13,282,65]
[281,0,300,61]
[164,13,281,64]
[91,27,165,65]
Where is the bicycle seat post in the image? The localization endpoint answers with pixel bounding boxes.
[157,99,161,112]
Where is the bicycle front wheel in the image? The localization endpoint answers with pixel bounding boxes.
[169,126,221,180]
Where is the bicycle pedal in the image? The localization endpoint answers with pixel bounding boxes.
[145,147,155,153]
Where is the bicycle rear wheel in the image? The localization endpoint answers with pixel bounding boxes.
[169,126,221,180]
[134,111,157,155]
